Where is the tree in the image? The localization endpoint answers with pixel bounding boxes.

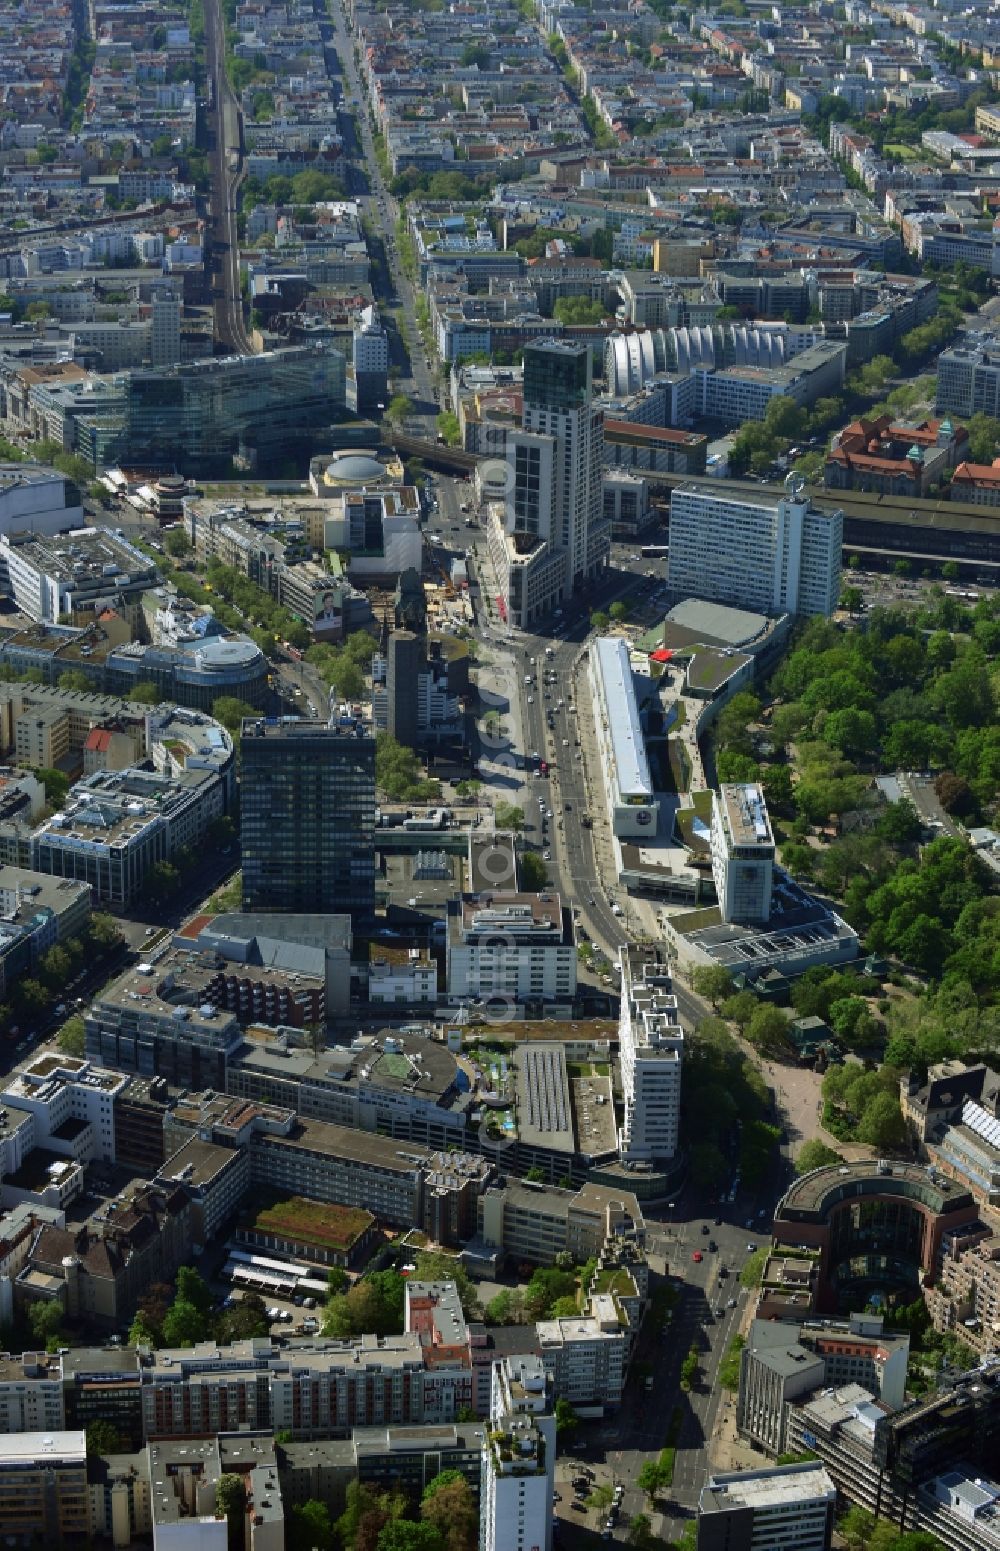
[587,1485,614,1514]
[609,600,630,623]
[128,1309,159,1346]
[212,696,258,732]
[290,1500,334,1551]
[795,1138,844,1174]
[829,995,878,1047]
[57,1015,86,1057]
[28,1300,66,1344]
[376,1524,443,1551]
[58,668,92,691]
[166,527,192,558]
[218,1292,270,1343]
[133,1282,173,1343]
[763,395,806,440]
[36,768,70,808]
[636,1458,671,1504]
[690,1140,727,1190]
[760,763,794,813]
[420,1472,477,1551]
[690,964,734,1009]
[747,1003,790,1055]
[839,1507,876,1551]
[520,851,548,889]
[878,799,921,844]
[162,1298,210,1347]
[553,296,607,326]
[554,1397,579,1434]
[324,1270,405,1339]
[177,1266,213,1316]
[88,912,123,949]
[485,1288,526,1325]
[216,1474,247,1551]
[722,990,758,1035]
[385,395,412,425]
[39,944,72,991]
[86,1419,125,1455]
[435,412,461,447]
[965,413,1000,464]
[628,1514,655,1549]
[129,680,161,704]
[141,860,180,903]
[327,1266,348,1295]
[857,1092,908,1150]
[934,770,975,817]
[590,609,610,631]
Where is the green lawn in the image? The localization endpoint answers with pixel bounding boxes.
[885,141,920,160]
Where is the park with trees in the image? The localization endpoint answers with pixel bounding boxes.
[709,597,1000,1057]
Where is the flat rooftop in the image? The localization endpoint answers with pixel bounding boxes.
[241,715,372,741]
[719,783,773,849]
[593,636,653,799]
[5,528,154,587]
[0,1430,85,1462]
[701,1463,835,1513]
[33,766,215,850]
[515,1043,575,1155]
[160,1137,241,1188]
[459,890,565,939]
[255,1116,430,1174]
[777,1159,976,1220]
[468,833,518,894]
[243,1194,374,1252]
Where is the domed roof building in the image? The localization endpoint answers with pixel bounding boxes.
[309,448,405,497]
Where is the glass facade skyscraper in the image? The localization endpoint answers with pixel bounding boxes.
[123,343,346,469]
[240,716,375,918]
[523,340,591,411]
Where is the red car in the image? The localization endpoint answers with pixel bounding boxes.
[692,1251,703,1263]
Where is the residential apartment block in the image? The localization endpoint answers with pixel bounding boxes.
[667,482,842,619]
[617,946,683,1165]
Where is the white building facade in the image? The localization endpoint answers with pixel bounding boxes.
[697,1462,837,1551]
[481,1354,555,1551]
[711,784,774,926]
[589,637,658,838]
[447,892,576,1008]
[617,947,683,1164]
[667,478,842,617]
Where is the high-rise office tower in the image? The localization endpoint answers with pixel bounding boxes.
[667,474,842,617]
[351,304,389,412]
[240,717,375,917]
[711,783,775,925]
[481,1354,556,1551]
[386,629,423,750]
[492,340,609,628]
[149,288,182,367]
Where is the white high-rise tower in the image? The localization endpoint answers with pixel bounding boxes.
[481,1354,556,1551]
[617,945,683,1163]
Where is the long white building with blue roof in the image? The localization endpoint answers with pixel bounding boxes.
[588,636,658,838]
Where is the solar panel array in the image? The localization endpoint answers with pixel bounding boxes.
[524,1047,569,1134]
